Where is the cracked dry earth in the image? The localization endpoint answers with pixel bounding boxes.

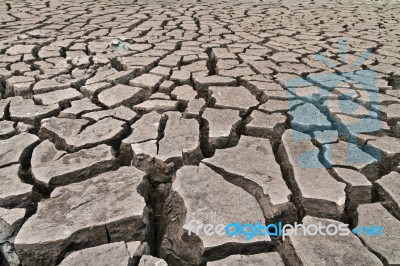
[0,0,400,265]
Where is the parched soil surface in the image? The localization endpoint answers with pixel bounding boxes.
[0,0,400,265]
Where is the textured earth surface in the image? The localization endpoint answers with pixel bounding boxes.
[0,0,400,265]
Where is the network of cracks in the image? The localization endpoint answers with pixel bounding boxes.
[0,0,400,265]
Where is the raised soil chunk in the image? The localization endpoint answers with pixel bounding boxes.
[157,112,202,166]
[0,120,16,139]
[203,135,296,223]
[363,135,400,175]
[259,99,302,114]
[129,73,163,91]
[194,76,236,98]
[82,106,137,123]
[202,108,241,151]
[208,252,284,266]
[98,84,150,108]
[39,117,127,152]
[14,167,150,266]
[0,207,25,228]
[33,88,83,106]
[281,216,383,266]
[132,99,179,113]
[289,103,331,133]
[210,86,259,116]
[245,111,286,139]
[171,85,197,104]
[32,79,70,94]
[59,98,102,118]
[161,164,272,265]
[0,164,33,208]
[130,112,202,182]
[80,82,112,98]
[331,167,372,214]
[0,133,39,168]
[322,141,379,181]
[184,98,206,119]
[31,140,116,189]
[139,255,168,266]
[375,171,400,220]
[9,96,60,125]
[58,241,138,266]
[356,203,400,265]
[278,130,346,220]
[120,111,164,164]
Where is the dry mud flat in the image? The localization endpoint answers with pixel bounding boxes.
[0,0,400,265]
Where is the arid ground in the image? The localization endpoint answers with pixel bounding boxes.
[0,0,399,265]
